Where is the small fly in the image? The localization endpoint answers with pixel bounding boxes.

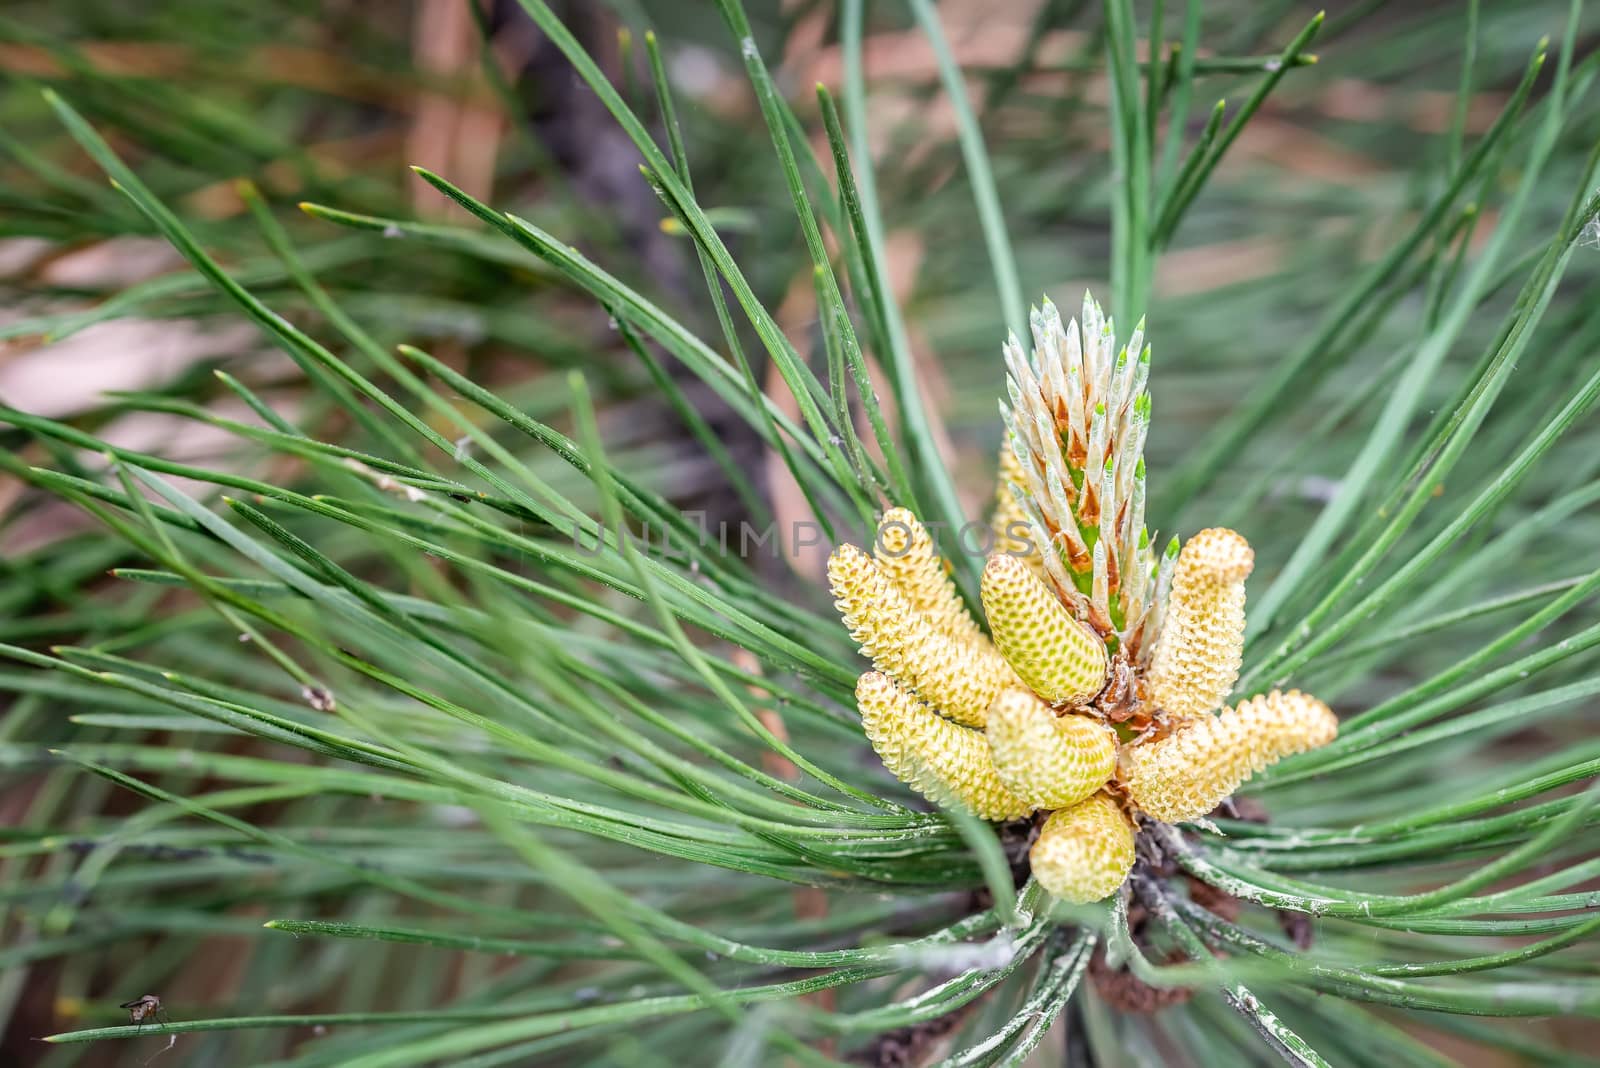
[119,995,175,1064]
[120,993,168,1030]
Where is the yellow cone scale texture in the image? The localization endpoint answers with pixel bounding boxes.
[855,673,1033,821]
[1147,527,1253,718]
[823,297,1346,906]
[829,544,1013,727]
[986,689,1116,810]
[1124,689,1338,821]
[982,553,1107,706]
[874,508,984,647]
[990,447,1046,580]
[1029,793,1136,903]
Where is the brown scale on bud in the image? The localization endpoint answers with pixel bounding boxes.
[1088,944,1196,1013]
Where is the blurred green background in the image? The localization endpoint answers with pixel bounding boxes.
[3,1,1599,1065]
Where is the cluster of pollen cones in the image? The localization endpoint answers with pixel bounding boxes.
[827,297,1337,903]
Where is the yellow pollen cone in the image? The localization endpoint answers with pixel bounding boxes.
[830,544,1013,727]
[1147,527,1253,717]
[986,689,1116,810]
[982,553,1108,706]
[874,508,984,647]
[855,672,1034,821]
[1123,689,1338,822]
[991,446,1046,580]
[832,543,1017,725]
[1029,793,1136,903]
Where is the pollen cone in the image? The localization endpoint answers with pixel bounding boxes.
[874,508,983,647]
[1147,527,1253,717]
[990,446,1046,581]
[830,544,1013,726]
[982,553,1107,706]
[855,672,1033,821]
[1030,793,1135,903]
[1124,689,1337,822]
[986,689,1116,810]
